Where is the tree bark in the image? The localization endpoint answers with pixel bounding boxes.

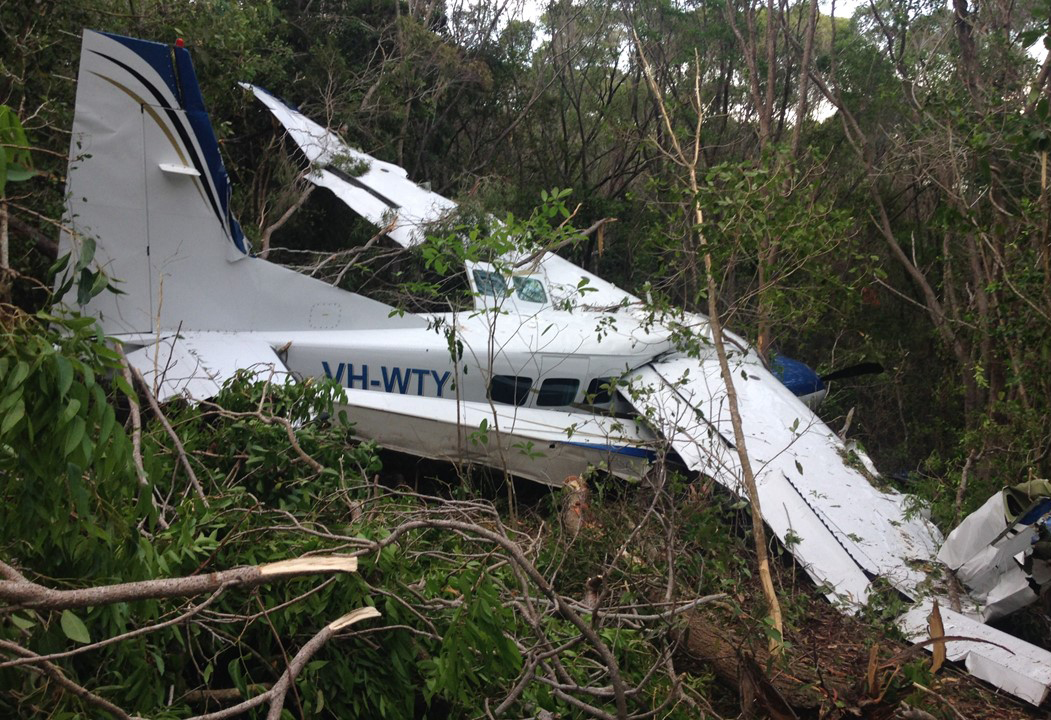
[0,556,359,610]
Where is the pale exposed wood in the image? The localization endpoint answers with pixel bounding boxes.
[258,555,357,576]
[0,555,360,610]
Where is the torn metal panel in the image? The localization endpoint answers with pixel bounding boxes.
[938,480,1051,621]
[626,352,943,605]
[900,600,1051,706]
[337,390,655,486]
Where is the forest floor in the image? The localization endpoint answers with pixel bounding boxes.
[675,553,1048,720]
[391,452,1051,720]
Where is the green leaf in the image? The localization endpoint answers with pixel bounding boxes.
[76,268,95,306]
[55,355,73,397]
[60,610,91,644]
[76,236,96,272]
[5,166,34,183]
[114,374,135,399]
[6,360,29,391]
[60,398,82,424]
[1,399,24,436]
[10,614,35,630]
[64,418,86,457]
[88,269,109,300]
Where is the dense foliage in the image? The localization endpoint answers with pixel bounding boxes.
[2,0,1051,717]
[5,0,1050,504]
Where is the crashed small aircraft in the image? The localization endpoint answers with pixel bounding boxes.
[58,30,1051,703]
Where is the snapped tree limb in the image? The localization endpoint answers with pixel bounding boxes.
[0,556,358,611]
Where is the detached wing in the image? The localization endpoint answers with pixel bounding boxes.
[246,85,637,309]
[245,84,455,248]
[627,349,942,606]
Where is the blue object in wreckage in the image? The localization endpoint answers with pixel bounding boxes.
[770,355,824,397]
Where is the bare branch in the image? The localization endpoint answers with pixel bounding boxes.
[259,184,314,259]
[0,639,138,720]
[186,607,381,720]
[0,556,358,610]
[127,362,209,503]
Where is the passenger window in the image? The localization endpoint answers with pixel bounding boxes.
[513,276,547,304]
[488,375,533,406]
[473,269,510,297]
[537,378,580,406]
[585,377,614,404]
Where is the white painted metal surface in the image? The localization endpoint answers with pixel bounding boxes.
[338,390,654,486]
[625,351,943,605]
[939,488,1049,620]
[900,600,1051,706]
[124,332,287,403]
[58,32,423,336]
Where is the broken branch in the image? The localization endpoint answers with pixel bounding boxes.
[0,556,358,610]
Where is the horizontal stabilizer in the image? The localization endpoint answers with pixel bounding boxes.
[124,332,287,402]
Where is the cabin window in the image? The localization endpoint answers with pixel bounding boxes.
[585,377,614,404]
[473,269,510,297]
[537,378,580,406]
[489,375,533,406]
[513,276,547,304]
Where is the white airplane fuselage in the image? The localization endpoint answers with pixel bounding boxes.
[260,308,676,410]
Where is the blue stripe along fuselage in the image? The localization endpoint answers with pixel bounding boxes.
[565,442,656,460]
[322,362,452,397]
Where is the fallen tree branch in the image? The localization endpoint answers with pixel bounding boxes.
[115,345,149,489]
[0,556,358,610]
[0,587,227,669]
[127,362,208,503]
[0,559,27,582]
[186,606,381,720]
[367,518,630,719]
[0,639,137,720]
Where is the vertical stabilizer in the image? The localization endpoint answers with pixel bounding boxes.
[59,30,421,335]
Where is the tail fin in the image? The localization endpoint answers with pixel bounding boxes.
[59,30,420,335]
